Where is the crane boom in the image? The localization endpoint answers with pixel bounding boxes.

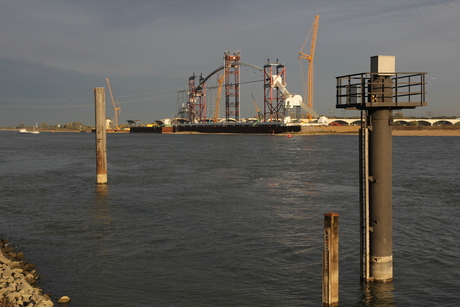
[299,15,319,119]
[105,78,121,130]
[251,93,262,119]
[271,75,302,106]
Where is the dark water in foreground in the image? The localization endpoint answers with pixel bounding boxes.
[0,131,459,306]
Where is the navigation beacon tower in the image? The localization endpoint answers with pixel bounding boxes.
[336,56,427,282]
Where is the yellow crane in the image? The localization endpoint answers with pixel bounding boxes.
[251,93,262,119]
[251,93,263,126]
[299,15,319,120]
[213,73,224,123]
[105,78,121,130]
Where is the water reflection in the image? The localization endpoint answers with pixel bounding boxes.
[96,183,109,201]
[360,282,395,306]
[91,184,114,257]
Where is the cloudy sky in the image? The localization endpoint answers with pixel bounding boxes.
[1,0,458,126]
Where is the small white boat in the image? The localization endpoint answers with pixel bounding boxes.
[18,128,40,134]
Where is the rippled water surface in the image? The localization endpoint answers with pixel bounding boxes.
[1,131,458,306]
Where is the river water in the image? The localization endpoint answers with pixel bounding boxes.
[0,131,458,306]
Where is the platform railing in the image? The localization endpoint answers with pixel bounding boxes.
[336,72,427,110]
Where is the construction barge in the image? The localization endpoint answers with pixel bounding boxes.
[129,122,302,134]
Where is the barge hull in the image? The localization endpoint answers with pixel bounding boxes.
[130,124,301,134]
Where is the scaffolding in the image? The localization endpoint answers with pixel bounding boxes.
[263,61,285,122]
[224,51,241,122]
[187,73,207,123]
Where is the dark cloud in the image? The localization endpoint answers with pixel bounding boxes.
[1,0,459,126]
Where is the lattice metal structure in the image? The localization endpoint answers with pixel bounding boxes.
[224,51,241,122]
[187,74,196,122]
[187,73,206,123]
[175,89,188,120]
[263,62,285,122]
[198,73,207,120]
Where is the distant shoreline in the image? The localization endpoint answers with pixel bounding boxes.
[295,126,460,136]
[0,128,85,133]
[2,126,460,136]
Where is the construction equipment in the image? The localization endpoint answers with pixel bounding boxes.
[251,93,263,119]
[299,15,319,119]
[270,75,303,108]
[213,73,224,122]
[269,74,319,119]
[105,78,121,130]
[251,93,264,126]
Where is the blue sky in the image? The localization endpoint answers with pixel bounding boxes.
[1,0,459,126]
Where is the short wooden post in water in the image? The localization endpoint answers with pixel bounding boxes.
[94,87,107,184]
[323,212,339,307]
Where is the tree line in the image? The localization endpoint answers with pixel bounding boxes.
[12,121,94,131]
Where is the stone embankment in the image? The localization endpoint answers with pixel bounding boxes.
[0,239,53,307]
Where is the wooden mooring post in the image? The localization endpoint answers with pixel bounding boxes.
[94,87,107,184]
[323,212,339,307]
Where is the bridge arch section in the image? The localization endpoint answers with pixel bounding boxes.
[329,120,350,126]
[193,61,264,122]
[417,120,432,126]
[350,120,362,126]
[393,119,412,126]
[196,62,263,91]
[432,120,453,126]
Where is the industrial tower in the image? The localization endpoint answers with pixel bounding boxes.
[264,61,286,122]
[178,51,303,124]
[187,73,207,123]
[263,60,304,122]
[224,51,241,122]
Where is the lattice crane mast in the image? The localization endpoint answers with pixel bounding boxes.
[299,15,319,120]
[251,93,261,119]
[213,73,224,122]
[105,78,121,130]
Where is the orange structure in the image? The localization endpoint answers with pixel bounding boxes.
[299,15,319,119]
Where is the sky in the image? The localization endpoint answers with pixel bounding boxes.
[1,0,459,127]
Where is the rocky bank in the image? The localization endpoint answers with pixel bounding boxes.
[0,239,53,307]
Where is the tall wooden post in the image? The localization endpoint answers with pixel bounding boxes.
[323,212,339,307]
[94,87,107,184]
